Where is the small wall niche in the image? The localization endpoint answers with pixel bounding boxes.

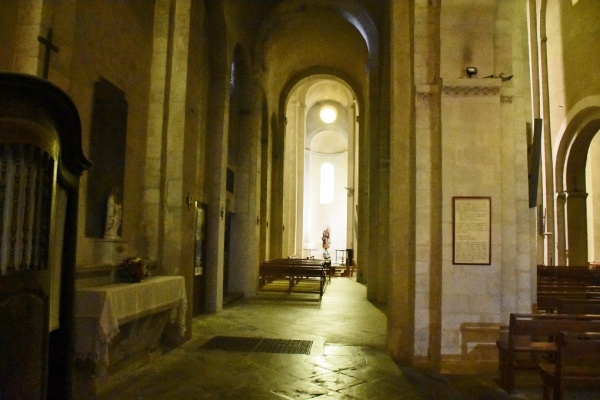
[85,78,127,238]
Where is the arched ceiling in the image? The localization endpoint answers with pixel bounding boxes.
[305,79,353,110]
[255,0,377,110]
[310,130,347,154]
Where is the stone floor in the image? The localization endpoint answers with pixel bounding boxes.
[97,277,600,400]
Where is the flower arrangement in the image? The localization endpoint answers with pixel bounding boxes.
[118,256,148,283]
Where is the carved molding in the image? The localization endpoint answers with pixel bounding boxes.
[416,92,431,101]
[443,86,500,96]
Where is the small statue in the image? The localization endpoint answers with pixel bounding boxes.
[104,186,122,239]
[322,228,331,259]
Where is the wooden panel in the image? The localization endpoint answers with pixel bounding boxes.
[0,285,48,400]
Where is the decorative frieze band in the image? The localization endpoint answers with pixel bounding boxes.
[501,96,513,104]
[443,86,500,96]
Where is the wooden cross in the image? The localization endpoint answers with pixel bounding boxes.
[37,27,59,79]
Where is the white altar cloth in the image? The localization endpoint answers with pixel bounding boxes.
[75,276,187,367]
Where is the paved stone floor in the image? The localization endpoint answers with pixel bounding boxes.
[97,277,599,400]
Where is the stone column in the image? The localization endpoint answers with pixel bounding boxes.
[588,141,600,260]
[160,0,191,277]
[346,103,357,250]
[413,0,442,369]
[295,103,306,257]
[388,0,416,364]
[144,0,170,261]
[555,191,567,265]
[13,0,43,74]
[282,101,300,257]
[564,191,589,266]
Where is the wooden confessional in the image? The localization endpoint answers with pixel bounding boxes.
[0,73,91,399]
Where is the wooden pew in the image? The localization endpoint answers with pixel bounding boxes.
[258,259,328,298]
[538,331,600,400]
[537,291,600,313]
[538,284,600,291]
[496,313,600,393]
[288,258,334,281]
[557,299,600,315]
[537,265,595,284]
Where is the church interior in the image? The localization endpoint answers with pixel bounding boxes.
[1,0,600,398]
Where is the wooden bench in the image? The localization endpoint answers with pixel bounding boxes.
[537,291,600,313]
[557,299,600,315]
[288,258,333,281]
[258,259,328,298]
[538,284,600,292]
[538,331,600,400]
[496,313,600,393]
[538,265,594,283]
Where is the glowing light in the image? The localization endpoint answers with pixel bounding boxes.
[320,163,334,204]
[319,106,337,123]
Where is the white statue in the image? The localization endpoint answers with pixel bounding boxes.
[104,186,122,239]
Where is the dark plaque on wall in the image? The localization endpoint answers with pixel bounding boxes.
[85,78,127,238]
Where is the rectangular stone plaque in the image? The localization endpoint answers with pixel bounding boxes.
[453,197,491,265]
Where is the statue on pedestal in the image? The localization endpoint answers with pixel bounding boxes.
[322,228,331,259]
[104,187,122,239]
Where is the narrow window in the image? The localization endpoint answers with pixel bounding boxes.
[320,163,334,204]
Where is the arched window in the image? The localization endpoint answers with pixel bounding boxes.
[320,163,334,204]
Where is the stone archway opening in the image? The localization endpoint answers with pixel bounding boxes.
[555,107,600,265]
[282,75,359,270]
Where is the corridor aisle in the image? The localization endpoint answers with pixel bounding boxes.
[97,277,592,400]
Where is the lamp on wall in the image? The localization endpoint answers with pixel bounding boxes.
[466,67,477,78]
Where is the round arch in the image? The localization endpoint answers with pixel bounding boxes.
[554,96,600,265]
[254,0,379,72]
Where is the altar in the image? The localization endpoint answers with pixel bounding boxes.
[74,275,187,389]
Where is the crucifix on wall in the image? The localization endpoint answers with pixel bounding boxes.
[37,27,59,79]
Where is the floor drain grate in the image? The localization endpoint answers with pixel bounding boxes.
[200,336,313,354]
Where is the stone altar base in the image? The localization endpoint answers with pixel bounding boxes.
[74,308,175,398]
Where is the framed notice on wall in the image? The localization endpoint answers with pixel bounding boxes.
[452,196,491,265]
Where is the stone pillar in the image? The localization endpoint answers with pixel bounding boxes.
[269,113,285,258]
[555,192,567,265]
[564,191,589,266]
[143,0,194,324]
[282,101,300,257]
[204,58,230,312]
[159,0,191,278]
[295,103,306,257]
[588,140,600,261]
[537,0,557,267]
[346,103,357,251]
[144,0,170,261]
[388,0,416,364]
[413,0,442,369]
[12,0,43,74]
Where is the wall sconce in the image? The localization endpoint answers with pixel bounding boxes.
[186,192,196,210]
[466,67,477,78]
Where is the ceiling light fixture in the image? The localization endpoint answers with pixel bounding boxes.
[319,106,337,123]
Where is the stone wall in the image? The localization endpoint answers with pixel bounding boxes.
[65,1,154,269]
